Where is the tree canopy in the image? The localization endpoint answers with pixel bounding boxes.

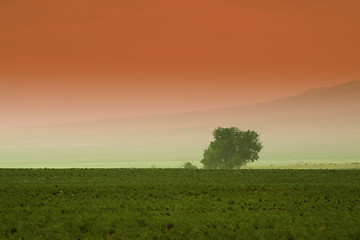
[201,127,263,169]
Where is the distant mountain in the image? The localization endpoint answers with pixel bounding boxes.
[1,81,359,168]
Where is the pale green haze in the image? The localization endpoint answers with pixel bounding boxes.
[1,81,359,168]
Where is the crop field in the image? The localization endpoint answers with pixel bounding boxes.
[0,169,359,239]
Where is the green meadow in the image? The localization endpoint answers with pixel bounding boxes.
[1,169,359,239]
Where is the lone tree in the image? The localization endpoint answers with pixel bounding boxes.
[183,162,198,169]
[201,127,263,169]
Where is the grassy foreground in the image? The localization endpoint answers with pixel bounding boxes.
[0,169,359,240]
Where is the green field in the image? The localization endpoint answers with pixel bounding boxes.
[1,169,359,239]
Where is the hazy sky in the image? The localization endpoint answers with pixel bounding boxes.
[1,0,359,127]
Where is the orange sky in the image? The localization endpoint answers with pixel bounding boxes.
[0,0,359,127]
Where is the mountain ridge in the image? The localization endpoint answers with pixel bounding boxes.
[1,80,358,131]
